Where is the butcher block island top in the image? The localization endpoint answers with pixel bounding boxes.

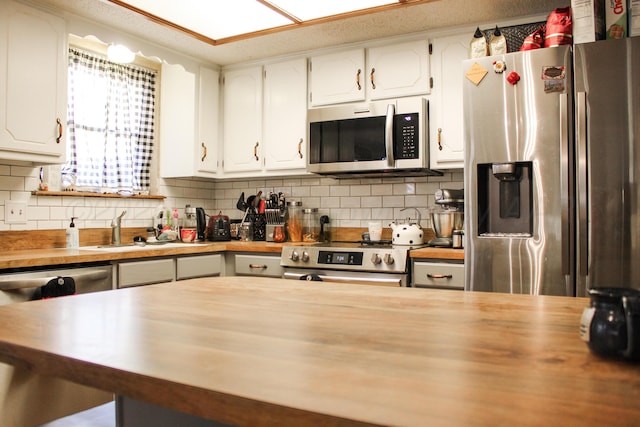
[0,277,636,426]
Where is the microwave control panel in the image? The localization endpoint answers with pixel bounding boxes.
[394,113,419,159]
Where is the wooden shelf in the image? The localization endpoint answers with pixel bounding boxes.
[31,190,165,199]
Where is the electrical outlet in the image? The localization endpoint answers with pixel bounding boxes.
[5,201,27,224]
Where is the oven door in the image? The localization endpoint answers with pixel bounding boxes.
[283,268,406,287]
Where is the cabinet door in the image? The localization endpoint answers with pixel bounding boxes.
[263,58,307,171]
[234,254,283,278]
[0,0,66,163]
[197,66,219,174]
[159,62,196,177]
[118,259,175,288]
[176,254,222,280]
[309,49,365,106]
[429,34,467,169]
[412,260,464,289]
[223,67,263,172]
[367,40,430,100]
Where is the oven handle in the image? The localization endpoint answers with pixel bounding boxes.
[385,103,395,168]
[283,271,402,287]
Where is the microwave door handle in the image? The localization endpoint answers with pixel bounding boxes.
[385,103,395,167]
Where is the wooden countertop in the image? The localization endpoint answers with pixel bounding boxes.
[0,277,636,426]
[0,241,284,269]
[0,242,463,270]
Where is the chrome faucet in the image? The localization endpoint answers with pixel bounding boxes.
[111,210,127,245]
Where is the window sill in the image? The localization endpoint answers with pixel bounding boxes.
[31,191,165,199]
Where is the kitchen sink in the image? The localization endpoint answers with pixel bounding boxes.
[80,242,197,251]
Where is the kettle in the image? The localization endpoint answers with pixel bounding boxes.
[580,287,640,361]
[390,207,424,245]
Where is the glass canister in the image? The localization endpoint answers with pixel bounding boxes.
[286,201,303,242]
[303,208,319,243]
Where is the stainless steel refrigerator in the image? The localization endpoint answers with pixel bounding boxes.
[463,38,640,297]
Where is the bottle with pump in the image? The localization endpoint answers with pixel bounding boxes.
[66,217,79,248]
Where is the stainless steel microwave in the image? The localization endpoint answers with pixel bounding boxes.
[307,98,441,178]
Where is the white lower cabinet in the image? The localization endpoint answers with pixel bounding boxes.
[117,254,224,288]
[118,259,175,288]
[233,253,283,278]
[412,260,464,290]
[176,254,222,280]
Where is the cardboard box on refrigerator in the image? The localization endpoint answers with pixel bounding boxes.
[630,0,640,36]
[572,0,606,43]
[605,0,627,38]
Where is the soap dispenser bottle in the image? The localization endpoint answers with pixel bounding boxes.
[66,217,79,248]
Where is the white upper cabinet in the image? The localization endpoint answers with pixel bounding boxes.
[0,0,67,164]
[263,58,307,171]
[367,40,430,100]
[197,66,220,174]
[160,64,220,178]
[222,66,263,173]
[309,40,429,107]
[159,62,196,177]
[222,60,308,177]
[309,49,365,106]
[429,33,468,169]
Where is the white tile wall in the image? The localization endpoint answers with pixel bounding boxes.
[0,163,463,231]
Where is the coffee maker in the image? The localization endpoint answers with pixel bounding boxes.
[429,189,464,247]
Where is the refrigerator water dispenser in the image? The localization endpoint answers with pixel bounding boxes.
[477,162,533,236]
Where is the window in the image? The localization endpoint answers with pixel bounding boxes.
[61,47,157,195]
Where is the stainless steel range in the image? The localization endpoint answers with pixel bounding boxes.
[280,242,422,287]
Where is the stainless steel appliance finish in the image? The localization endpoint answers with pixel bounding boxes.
[464,38,640,297]
[574,39,640,296]
[0,264,114,426]
[307,97,442,178]
[280,243,417,287]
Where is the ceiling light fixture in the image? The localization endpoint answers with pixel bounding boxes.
[107,44,136,63]
[107,0,430,46]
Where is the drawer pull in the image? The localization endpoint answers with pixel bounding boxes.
[427,274,453,279]
[249,264,267,269]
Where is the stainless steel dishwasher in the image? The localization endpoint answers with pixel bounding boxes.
[0,263,115,427]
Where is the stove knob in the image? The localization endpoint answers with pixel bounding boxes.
[289,250,299,262]
[301,251,309,262]
[383,253,395,265]
[371,253,382,265]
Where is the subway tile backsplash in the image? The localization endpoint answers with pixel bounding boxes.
[0,163,462,231]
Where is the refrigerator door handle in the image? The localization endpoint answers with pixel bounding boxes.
[560,93,571,276]
[385,103,395,168]
[576,91,588,277]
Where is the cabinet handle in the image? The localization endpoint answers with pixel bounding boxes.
[297,138,303,159]
[56,118,63,144]
[356,68,362,91]
[254,142,260,161]
[437,128,443,151]
[201,142,207,161]
[249,264,267,269]
[370,68,376,90]
[427,274,453,279]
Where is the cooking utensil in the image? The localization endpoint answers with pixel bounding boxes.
[236,192,247,211]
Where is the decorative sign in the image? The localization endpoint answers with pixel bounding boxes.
[465,62,489,86]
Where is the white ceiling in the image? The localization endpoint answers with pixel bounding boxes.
[35,0,567,66]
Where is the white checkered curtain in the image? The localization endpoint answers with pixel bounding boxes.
[62,48,156,195]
